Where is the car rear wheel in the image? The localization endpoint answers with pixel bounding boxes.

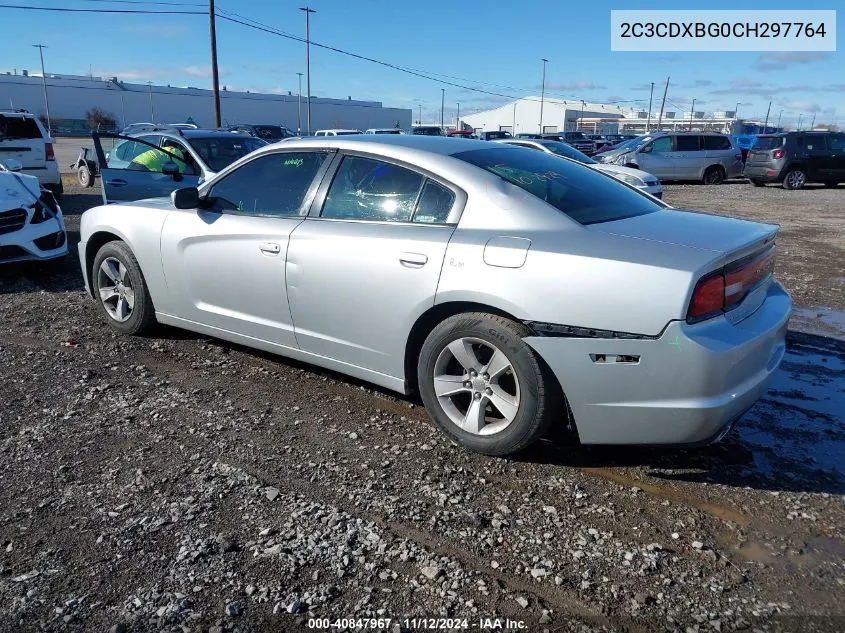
[92,241,156,335]
[77,164,93,187]
[783,168,807,190]
[417,313,556,456]
[703,165,726,185]
[749,179,765,187]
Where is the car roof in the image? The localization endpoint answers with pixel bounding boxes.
[181,129,253,139]
[265,134,510,157]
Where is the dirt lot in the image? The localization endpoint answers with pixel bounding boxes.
[0,177,843,633]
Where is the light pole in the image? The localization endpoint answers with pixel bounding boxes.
[456,101,460,131]
[418,104,422,125]
[777,110,783,130]
[580,100,585,132]
[32,44,51,137]
[689,98,696,131]
[299,6,316,135]
[645,82,654,131]
[296,72,303,134]
[734,101,740,120]
[797,113,803,131]
[147,81,155,122]
[440,88,445,130]
[539,58,548,134]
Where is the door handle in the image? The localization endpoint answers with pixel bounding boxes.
[399,252,428,267]
[259,242,281,255]
[108,179,128,187]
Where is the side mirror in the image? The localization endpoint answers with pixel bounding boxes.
[171,187,199,209]
[2,158,23,172]
[161,161,183,181]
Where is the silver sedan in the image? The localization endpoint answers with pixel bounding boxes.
[78,136,791,456]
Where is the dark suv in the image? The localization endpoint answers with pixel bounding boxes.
[744,131,845,189]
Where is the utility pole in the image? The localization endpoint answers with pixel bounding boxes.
[120,93,126,129]
[688,98,695,131]
[32,44,51,137]
[763,100,771,131]
[777,110,783,130]
[539,58,548,134]
[734,101,740,120]
[456,101,460,131]
[300,6,316,135]
[797,113,803,130]
[440,88,444,130]
[208,0,222,128]
[147,81,155,122]
[418,104,422,125]
[579,100,585,132]
[645,81,654,131]
[810,113,816,130]
[656,76,669,132]
[296,72,303,134]
[512,101,517,135]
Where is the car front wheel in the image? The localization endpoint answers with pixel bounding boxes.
[783,168,807,190]
[703,165,726,185]
[417,313,556,456]
[92,241,156,335]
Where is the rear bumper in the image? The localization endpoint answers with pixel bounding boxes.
[21,162,61,186]
[743,164,782,182]
[525,281,791,445]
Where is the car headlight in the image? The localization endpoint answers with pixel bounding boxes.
[615,172,645,187]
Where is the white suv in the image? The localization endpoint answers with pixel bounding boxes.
[314,129,362,136]
[0,111,62,198]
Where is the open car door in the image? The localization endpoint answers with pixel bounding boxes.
[93,133,201,204]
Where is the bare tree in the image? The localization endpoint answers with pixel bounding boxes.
[85,107,118,132]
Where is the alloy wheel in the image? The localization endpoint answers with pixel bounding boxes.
[97,256,135,322]
[433,337,521,436]
[786,170,806,189]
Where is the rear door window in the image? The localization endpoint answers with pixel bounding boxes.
[0,115,43,140]
[645,136,672,153]
[703,135,732,151]
[413,180,456,224]
[829,134,845,151]
[675,136,701,151]
[802,135,829,151]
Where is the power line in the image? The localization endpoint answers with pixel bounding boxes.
[77,0,205,5]
[0,3,204,14]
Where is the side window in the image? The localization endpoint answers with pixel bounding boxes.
[160,138,198,176]
[675,136,700,151]
[830,135,845,151]
[413,180,456,224]
[644,136,672,153]
[703,135,732,151]
[321,156,425,222]
[804,135,827,151]
[208,151,328,216]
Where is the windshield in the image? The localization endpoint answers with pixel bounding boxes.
[251,125,285,140]
[413,127,443,136]
[453,147,660,225]
[613,135,651,151]
[336,131,362,136]
[565,132,586,140]
[536,140,596,165]
[374,129,401,134]
[752,136,785,150]
[187,136,266,172]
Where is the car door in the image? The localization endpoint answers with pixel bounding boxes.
[93,132,201,203]
[802,134,833,180]
[828,134,845,180]
[672,135,703,179]
[159,149,334,348]
[634,135,674,179]
[286,153,461,379]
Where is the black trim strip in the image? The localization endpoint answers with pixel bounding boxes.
[523,320,661,340]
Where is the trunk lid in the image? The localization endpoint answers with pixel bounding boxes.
[0,115,47,170]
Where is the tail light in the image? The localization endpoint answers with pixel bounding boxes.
[772,149,784,160]
[735,153,743,162]
[45,142,55,161]
[687,246,776,323]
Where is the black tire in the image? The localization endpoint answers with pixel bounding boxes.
[703,165,726,185]
[823,181,839,188]
[77,164,93,187]
[92,241,156,335]
[783,168,807,190]
[417,313,557,456]
[749,179,765,187]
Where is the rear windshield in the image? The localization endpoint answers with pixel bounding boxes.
[0,115,42,140]
[187,136,266,172]
[251,125,285,140]
[453,147,661,225]
[753,136,785,150]
[413,127,443,136]
[374,129,401,134]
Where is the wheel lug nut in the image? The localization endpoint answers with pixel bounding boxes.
[474,392,481,400]
[482,373,489,380]
[485,387,492,395]
[463,381,471,388]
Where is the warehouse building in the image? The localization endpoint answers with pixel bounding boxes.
[460,97,639,136]
[0,72,411,135]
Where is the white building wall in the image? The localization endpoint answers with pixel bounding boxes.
[461,97,637,135]
[0,74,411,133]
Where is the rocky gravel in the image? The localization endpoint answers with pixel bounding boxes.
[0,178,843,632]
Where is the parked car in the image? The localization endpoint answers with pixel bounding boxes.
[743,131,845,189]
[0,158,67,264]
[585,134,611,153]
[78,135,790,456]
[314,129,362,136]
[446,130,477,139]
[542,131,596,155]
[496,138,663,198]
[594,134,650,161]
[597,132,743,184]
[0,111,62,197]
[229,124,295,142]
[411,126,444,136]
[93,128,266,203]
[477,131,512,141]
[365,128,403,135]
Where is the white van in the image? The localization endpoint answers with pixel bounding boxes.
[364,128,402,135]
[0,111,62,197]
[314,129,362,136]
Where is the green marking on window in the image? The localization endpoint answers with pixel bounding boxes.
[283,158,304,167]
[237,200,244,212]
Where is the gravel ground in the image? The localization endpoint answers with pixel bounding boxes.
[0,177,843,633]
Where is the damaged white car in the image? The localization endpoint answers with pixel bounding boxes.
[0,159,67,264]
